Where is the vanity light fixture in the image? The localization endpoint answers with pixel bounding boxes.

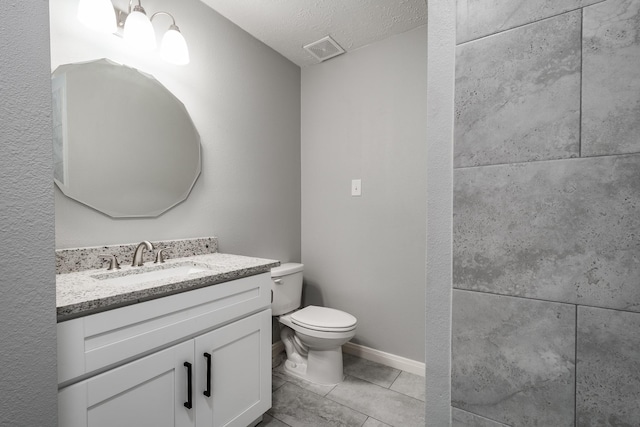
[77,0,190,65]
[153,12,190,65]
[122,2,156,52]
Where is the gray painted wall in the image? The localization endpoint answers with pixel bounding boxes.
[50,0,301,264]
[301,26,427,363]
[452,0,640,425]
[0,1,454,424]
[0,2,58,426]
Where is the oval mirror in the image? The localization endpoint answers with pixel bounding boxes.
[52,59,201,217]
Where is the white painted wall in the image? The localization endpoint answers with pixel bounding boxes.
[0,2,58,426]
[301,26,428,363]
[50,0,301,264]
[425,0,455,423]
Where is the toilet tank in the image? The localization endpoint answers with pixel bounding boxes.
[271,263,304,316]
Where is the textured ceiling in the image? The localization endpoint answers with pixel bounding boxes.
[199,0,427,67]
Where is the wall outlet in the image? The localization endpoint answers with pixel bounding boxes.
[351,179,362,196]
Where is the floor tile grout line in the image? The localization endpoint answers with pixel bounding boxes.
[273,368,425,403]
[270,368,425,426]
[387,369,402,390]
[282,377,376,425]
[326,375,427,405]
[322,392,380,424]
[323,389,423,427]
[341,373,425,402]
[271,380,368,425]
[267,413,293,427]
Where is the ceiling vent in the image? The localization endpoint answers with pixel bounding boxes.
[303,36,345,62]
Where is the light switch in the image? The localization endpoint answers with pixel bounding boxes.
[351,179,362,196]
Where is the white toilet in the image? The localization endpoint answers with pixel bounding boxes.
[271,263,357,386]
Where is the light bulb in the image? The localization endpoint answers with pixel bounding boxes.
[161,26,190,65]
[123,6,156,51]
[77,0,117,34]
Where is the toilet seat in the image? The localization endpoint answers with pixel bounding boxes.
[290,306,357,332]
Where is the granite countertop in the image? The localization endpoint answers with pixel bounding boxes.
[57,252,279,322]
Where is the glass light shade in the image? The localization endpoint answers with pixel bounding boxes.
[77,0,117,33]
[161,27,190,65]
[123,9,156,51]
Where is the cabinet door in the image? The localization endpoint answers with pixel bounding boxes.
[195,310,271,427]
[59,341,195,427]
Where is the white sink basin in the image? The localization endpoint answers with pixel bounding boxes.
[92,263,212,286]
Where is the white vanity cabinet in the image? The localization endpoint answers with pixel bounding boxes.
[57,273,272,427]
[194,312,271,427]
[59,340,195,427]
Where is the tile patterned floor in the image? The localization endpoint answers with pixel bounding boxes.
[260,353,426,427]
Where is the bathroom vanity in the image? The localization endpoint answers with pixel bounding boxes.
[56,241,278,427]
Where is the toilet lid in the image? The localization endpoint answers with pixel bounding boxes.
[290,306,357,331]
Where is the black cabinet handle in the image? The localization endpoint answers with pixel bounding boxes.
[203,352,212,397]
[184,362,193,409]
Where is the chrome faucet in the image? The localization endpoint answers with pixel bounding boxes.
[131,241,154,267]
[98,254,121,270]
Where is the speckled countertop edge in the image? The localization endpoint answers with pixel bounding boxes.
[57,252,279,322]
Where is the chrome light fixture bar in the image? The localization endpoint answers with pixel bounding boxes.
[77,0,190,65]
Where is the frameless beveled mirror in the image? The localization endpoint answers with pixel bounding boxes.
[52,58,201,217]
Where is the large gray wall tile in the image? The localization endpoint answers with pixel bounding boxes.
[454,154,640,311]
[582,0,640,157]
[455,12,581,168]
[452,290,576,426]
[457,0,603,43]
[577,306,640,426]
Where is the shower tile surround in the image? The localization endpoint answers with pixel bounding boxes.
[455,11,581,168]
[452,407,510,427]
[456,0,603,43]
[581,0,640,156]
[454,0,640,425]
[576,307,640,426]
[452,291,576,426]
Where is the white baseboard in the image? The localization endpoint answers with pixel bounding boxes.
[342,342,425,377]
[272,340,425,377]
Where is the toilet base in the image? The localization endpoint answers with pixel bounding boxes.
[283,347,345,386]
[278,316,355,387]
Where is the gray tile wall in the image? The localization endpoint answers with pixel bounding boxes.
[452,291,576,426]
[576,306,640,426]
[452,408,510,427]
[453,0,640,425]
[456,0,604,44]
[455,12,581,168]
[582,0,640,156]
[454,155,640,311]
